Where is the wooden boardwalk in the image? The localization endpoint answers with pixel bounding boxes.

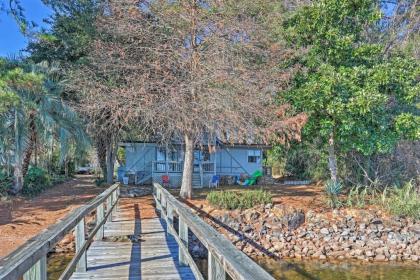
[70,197,196,280]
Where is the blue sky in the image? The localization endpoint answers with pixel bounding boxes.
[0,0,51,56]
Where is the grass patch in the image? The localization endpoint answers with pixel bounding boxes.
[206,189,272,210]
[380,182,420,219]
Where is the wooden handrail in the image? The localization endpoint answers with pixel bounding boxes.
[153,183,274,280]
[0,183,120,280]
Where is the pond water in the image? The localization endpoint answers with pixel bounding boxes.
[257,257,420,280]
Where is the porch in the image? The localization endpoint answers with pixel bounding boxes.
[151,161,216,188]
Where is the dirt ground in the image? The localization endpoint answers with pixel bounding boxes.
[0,175,105,258]
[180,182,327,215]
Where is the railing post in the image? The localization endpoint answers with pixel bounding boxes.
[179,217,188,266]
[95,203,105,240]
[112,189,118,216]
[166,204,173,236]
[208,251,226,280]
[75,218,87,272]
[23,255,47,280]
[107,194,113,222]
[156,189,162,212]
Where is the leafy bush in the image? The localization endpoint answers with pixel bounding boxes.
[325,180,343,208]
[381,182,420,219]
[22,167,51,196]
[51,174,69,185]
[346,185,373,208]
[207,189,272,210]
[0,171,12,196]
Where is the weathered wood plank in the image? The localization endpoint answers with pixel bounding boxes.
[95,203,105,240]
[70,197,196,280]
[22,256,47,280]
[208,252,226,280]
[178,217,189,267]
[75,219,87,272]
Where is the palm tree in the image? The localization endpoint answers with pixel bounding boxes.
[0,59,89,193]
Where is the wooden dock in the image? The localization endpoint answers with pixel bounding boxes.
[70,198,196,280]
[0,183,274,280]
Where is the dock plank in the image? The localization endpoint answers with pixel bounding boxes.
[70,198,196,280]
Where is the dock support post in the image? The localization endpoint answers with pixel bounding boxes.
[23,255,47,280]
[95,203,105,240]
[179,217,188,266]
[208,252,226,280]
[75,218,87,272]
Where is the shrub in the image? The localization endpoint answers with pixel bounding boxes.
[325,180,343,208]
[346,185,375,208]
[22,167,51,196]
[207,189,272,210]
[0,171,12,196]
[381,182,420,219]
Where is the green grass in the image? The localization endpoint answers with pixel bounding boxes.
[206,189,272,210]
[381,182,420,219]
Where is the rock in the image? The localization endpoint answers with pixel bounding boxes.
[375,254,387,261]
[319,254,327,260]
[287,211,305,230]
[320,228,330,235]
[365,250,375,257]
[411,255,419,261]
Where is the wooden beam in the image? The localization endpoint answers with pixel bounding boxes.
[0,184,119,280]
[208,251,226,280]
[22,256,46,280]
[74,219,87,272]
[178,216,189,267]
[95,203,105,240]
[152,183,274,280]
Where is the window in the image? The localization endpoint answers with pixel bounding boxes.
[248,150,261,163]
[156,147,166,161]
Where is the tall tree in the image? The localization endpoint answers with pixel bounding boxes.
[73,0,305,197]
[283,0,419,184]
[0,59,89,193]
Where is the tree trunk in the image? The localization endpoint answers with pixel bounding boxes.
[12,110,23,194]
[180,134,194,199]
[22,111,37,177]
[95,137,107,179]
[106,140,116,184]
[328,133,338,184]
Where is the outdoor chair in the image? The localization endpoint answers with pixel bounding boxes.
[209,175,220,188]
[162,175,170,188]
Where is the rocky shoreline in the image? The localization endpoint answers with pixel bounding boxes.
[203,204,420,263]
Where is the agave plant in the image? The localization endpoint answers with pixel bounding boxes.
[325,180,343,208]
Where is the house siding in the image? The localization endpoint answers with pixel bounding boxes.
[122,142,263,187]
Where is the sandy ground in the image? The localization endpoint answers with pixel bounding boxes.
[179,182,327,216]
[0,175,105,258]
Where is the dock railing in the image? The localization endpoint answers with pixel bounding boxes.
[153,183,275,280]
[0,183,120,280]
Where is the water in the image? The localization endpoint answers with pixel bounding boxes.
[258,257,420,280]
[47,253,73,280]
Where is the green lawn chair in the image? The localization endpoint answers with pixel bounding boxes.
[240,170,263,186]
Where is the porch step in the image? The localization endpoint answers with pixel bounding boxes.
[192,174,201,187]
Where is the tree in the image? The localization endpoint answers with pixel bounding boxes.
[283,0,419,184]
[0,59,89,193]
[72,0,305,197]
